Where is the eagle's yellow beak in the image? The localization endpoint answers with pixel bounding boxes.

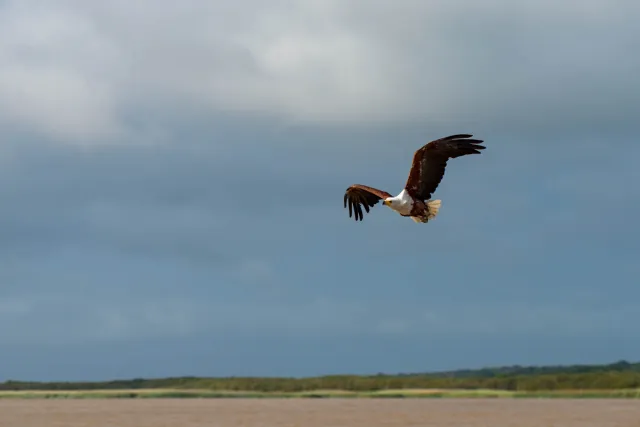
[383,200,390,206]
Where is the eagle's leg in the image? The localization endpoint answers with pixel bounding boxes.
[408,199,441,223]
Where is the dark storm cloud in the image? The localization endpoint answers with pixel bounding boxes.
[0,134,344,263]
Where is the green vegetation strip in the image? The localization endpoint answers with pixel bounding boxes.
[1,388,639,399]
[3,361,640,398]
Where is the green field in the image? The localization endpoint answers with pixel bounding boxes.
[3,360,640,398]
[1,388,640,399]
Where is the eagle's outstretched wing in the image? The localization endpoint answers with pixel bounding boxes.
[404,134,485,201]
[343,184,393,221]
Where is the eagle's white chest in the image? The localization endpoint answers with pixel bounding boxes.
[387,189,414,215]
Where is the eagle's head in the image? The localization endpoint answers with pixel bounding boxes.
[382,194,412,214]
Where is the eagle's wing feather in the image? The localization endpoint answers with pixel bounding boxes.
[343,184,393,221]
[404,134,485,201]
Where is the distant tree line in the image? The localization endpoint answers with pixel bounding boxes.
[2,360,639,392]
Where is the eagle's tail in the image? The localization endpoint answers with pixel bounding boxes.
[427,199,441,220]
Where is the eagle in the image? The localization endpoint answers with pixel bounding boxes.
[343,134,486,223]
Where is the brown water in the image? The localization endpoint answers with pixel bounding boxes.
[1,398,639,427]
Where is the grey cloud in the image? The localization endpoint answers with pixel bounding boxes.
[1,0,637,144]
[0,126,403,272]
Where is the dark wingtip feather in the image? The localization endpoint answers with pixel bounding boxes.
[468,143,486,153]
[443,133,473,140]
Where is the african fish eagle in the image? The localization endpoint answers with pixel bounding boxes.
[343,134,486,223]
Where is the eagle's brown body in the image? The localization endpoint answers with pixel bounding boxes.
[406,198,428,218]
[343,134,486,223]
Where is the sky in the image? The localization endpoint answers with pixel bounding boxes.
[1,0,639,381]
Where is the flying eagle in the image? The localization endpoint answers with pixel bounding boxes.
[343,134,486,223]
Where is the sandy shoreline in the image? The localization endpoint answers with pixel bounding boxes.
[1,398,639,427]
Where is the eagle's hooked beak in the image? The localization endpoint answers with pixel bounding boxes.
[383,200,390,206]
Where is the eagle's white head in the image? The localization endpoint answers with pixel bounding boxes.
[382,198,397,208]
[382,191,413,215]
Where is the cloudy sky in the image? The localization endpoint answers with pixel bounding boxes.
[1,0,639,381]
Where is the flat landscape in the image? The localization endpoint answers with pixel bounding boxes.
[1,398,639,427]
